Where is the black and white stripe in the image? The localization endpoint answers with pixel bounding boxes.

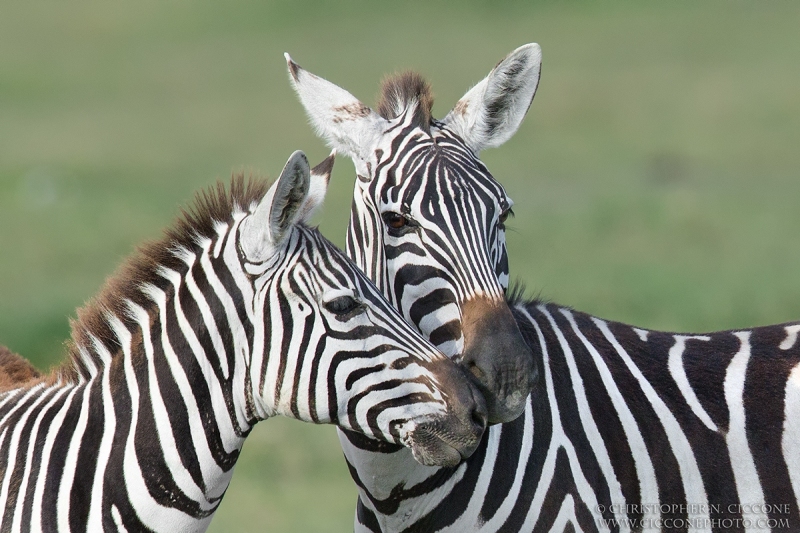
[290,45,800,532]
[348,300,799,532]
[287,44,539,426]
[0,151,485,531]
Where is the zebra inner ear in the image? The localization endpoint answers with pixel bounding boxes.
[240,151,311,262]
[442,43,542,154]
[268,151,311,242]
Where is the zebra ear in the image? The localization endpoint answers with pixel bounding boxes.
[240,150,310,262]
[285,53,386,160]
[296,150,336,222]
[442,43,542,154]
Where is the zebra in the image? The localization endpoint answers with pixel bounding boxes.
[284,48,536,426]
[288,46,800,532]
[0,150,488,532]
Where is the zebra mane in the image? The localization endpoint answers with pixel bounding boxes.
[505,279,547,308]
[57,174,272,383]
[376,71,434,134]
[0,345,42,392]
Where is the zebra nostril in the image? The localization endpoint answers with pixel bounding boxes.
[471,405,487,431]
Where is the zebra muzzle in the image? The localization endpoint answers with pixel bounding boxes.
[460,296,536,424]
[406,362,487,467]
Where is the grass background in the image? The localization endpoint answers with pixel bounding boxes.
[2,1,799,531]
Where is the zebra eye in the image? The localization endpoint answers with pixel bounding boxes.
[382,212,409,230]
[324,295,363,317]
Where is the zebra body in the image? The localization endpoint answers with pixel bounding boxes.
[345,300,800,531]
[0,151,486,532]
[289,45,800,532]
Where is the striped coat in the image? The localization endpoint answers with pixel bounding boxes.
[340,298,799,531]
[0,151,486,532]
[287,45,800,532]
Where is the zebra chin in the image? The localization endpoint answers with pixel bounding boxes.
[401,361,488,467]
[406,419,483,467]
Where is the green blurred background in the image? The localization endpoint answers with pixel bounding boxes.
[1,1,799,530]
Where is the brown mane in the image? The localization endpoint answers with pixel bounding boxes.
[0,346,42,392]
[375,72,434,134]
[56,174,271,383]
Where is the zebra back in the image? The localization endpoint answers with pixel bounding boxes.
[0,346,40,391]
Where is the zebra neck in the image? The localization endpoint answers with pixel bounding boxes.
[338,427,463,529]
[1,237,264,530]
[65,231,258,431]
[0,359,245,531]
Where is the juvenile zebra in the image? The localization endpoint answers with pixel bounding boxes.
[0,151,487,532]
[288,46,800,532]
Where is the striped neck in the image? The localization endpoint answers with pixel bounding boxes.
[63,214,257,434]
[0,222,256,530]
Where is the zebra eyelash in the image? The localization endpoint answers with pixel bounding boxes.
[498,208,515,227]
[323,294,367,320]
[381,211,419,236]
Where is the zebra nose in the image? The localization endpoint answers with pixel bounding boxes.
[467,380,489,434]
[460,297,534,424]
[451,365,488,425]
[433,359,488,456]
[456,369,488,457]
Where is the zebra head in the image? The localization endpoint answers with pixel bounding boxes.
[238,150,486,466]
[286,45,541,423]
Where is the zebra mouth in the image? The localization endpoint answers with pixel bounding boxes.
[407,422,481,467]
[400,356,487,467]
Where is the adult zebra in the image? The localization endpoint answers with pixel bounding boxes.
[283,51,535,425]
[288,46,800,531]
[0,151,488,532]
